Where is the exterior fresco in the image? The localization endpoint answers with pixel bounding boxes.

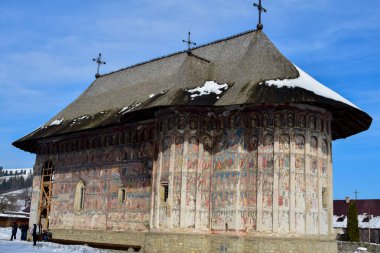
[33,124,154,232]
[152,105,333,236]
[30,104,333,242]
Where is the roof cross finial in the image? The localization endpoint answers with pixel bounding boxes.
[182,29,196,54]
[92,53,106,78]
[253,0,267,30]
[354,190,359,201]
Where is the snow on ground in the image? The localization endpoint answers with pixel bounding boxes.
[0,227,111,253]
[1,187,31,211]
[263,65,359,109]
[2,188,31,196]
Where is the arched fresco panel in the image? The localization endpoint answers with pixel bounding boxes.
[262,133,274,231]
[184,136,199,227]
[172,136,184,227]
[278,134,290,232]
[240,133,258,230]
[294,134,306,234]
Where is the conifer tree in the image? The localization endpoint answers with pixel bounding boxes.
[347,201,360,242]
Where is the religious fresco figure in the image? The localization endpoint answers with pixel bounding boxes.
[274,113,282,127]
[295,135,305,151]
[310,136,318,154]
[178,116,186,129]
[203,136,212,154]
[299,115,306,128]
[229,114,235,128]
[175,136,184,154]
[262,113,269,127]
[234,113,242,128]
[295,155,305,173]
[263,134,274,152]
[279,134,290,152]
[309,116,316,130]
[322,140,328,155]
[189,136,199,154]
[202,156,212,170]
[190,115,198,129]
[247,135,258,152]
[321,160,327,175]
[287,113,294,128]
[310,158,318,174]
[202,116,211,130]
[250,113,259,128]
[168,116,176,130]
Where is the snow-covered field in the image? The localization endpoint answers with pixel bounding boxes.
[1,187,32,211]
[0,227,112,253]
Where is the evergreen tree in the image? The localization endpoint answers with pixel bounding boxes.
[347,201,360,242]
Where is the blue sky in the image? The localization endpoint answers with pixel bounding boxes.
[0,0,379,200]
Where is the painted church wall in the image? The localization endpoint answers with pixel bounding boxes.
[153,105,332,236]
[33,124,154,232]
[30,104,333,237]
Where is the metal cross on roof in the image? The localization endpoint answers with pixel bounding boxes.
[253,0,267,30]
[182,30,196,54]
[93,53,106,78]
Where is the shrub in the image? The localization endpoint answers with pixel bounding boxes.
[347,201,359,242]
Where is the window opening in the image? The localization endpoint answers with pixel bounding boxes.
[74,181,86,211]
[160,182,169,203]
[118,188,126,205]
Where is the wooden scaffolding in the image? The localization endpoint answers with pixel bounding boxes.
[38,160,54,230]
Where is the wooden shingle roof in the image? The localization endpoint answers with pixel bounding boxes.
[13,30,372,153]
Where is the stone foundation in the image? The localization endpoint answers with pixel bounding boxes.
[51,229,337,252]
[50,229,337,252]
[144,232,337,253]
[50,228,146,247]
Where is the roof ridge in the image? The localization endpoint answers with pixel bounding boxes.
[98,29,257,78]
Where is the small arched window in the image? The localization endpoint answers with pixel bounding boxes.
[74,181,86,211]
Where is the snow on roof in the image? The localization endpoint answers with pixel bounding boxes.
[69,115,91,127]
[333,215,380,229]
[187,81,228,100]
[49,118,64,126]
[264,65,359,109]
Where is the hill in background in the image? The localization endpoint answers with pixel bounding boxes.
[0,168,33,212]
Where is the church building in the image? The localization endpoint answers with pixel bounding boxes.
[13,6,371,253]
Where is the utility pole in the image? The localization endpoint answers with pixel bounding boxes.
[354,190,359,201]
